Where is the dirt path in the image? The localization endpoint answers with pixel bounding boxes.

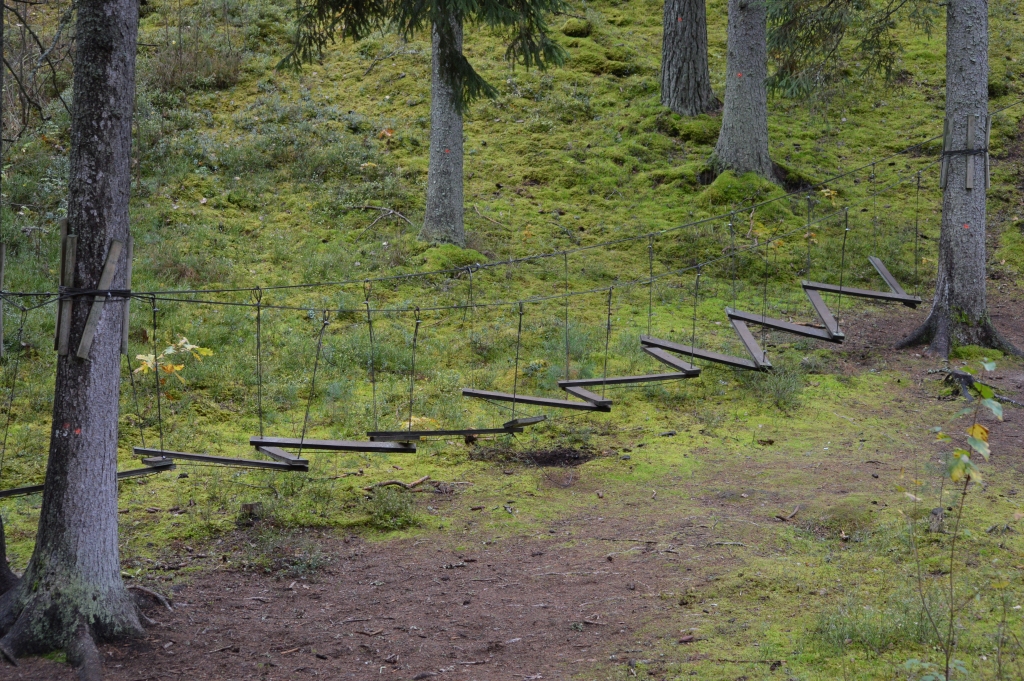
[9,297,1024,681]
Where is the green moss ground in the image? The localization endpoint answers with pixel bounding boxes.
[2,0,1024,677]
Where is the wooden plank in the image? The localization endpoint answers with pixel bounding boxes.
[726,307,840,343]
[562,385,613,407]
[640,335,759,370]
[121,235,133,356]
[641,346,702,373]
[462,388,609,412]
[730,319,772,369]
[367,427,524,442]
[255,446,309,466]
[801,280,920,308]
[76,240,124,359]
[55,219,68,351]
[136,446,308,471]
[803,288,844,339]
[0,461,176,500]
[557,372,691,387]
[57,235,77,355]
[503,415,547,428]
[249,436,415,453]
[868,256,908,296]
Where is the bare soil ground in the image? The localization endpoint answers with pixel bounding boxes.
[9,294,1024,681]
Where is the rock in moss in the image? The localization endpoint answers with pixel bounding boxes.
[421,244,486,271]
[562,18,592,37]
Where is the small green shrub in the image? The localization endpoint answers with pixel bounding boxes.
[421,245,486,271]
[364,487,416,531]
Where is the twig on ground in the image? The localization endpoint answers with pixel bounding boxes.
[474,204,504,226]
[350,205,415,228]
[363,475,430,491]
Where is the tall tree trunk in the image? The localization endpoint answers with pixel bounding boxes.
[898,0,1018,357]
[661,0,719,116]
[422,14,466,247]
[0,0,143,673]
[713,0,774,179]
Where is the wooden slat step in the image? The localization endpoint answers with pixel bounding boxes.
[135,447,309,471]
[641,346,701,374]
[368,427,524,442]
[0,460,177,500]
[557,372,691,387]
[730,319,772,369]
[503,415,547,428]
[249,436,414,453]
[803,289,844,339]
[255,446,309,466]
[869,256,908,295]
[562,385,613,407]
[801,280,921,308]
[640,335,760,370]
[726,308,841,344]
[462,388,609,412]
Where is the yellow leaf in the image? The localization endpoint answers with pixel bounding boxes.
[966,423,989,443]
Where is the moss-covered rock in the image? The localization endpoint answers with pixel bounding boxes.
[421,244,487,271]
[561,18,592,37]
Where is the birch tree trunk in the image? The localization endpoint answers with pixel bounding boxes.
[422,14,466,247]
[661,0,719,116]
[899,0,1018,357]
[713,0,774,179]
[0,0,143,673]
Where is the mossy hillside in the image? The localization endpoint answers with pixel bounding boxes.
[0,0,1022,677]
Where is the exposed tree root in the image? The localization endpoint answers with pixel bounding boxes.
[67,622,102,681]
[127,585,173,612]
[897,310,1022,358]
[0,574,145,679]
[0,518,18,597]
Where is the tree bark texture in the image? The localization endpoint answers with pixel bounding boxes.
[899,0,1018,357]
[0,0,143,669]
[713,0,774,179]
[661,0,719,116]
[422,14,466,247]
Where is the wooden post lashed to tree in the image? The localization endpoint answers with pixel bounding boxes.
[76,239,124,359]
[121,235,133,355]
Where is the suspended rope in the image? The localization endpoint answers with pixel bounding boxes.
[837,209,850,325]
[150,296,164,453]
[805,195,814,275]
[914,171,922,297]
[691,266,702,367]
[728,212,737,310]
[0,310,27,484]
[760,238,771,352]
[408,307,420,431]
[646,236,654,337]
[126,353,147,449]
[871,162,878,253]
[602,289,613,399]
[511,302,524,420]
[299,311,330,460]
[463,265,474,327]
[563,251,570,381]
[253,287,264,438]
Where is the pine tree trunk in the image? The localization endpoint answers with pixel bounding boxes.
[0,0,143,672]
[661,0,719,116]
[422,14,466,247]
[713,0,774,179]
[899,0,1018,357]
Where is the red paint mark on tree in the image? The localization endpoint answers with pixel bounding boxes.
[963,223,970,229]
[737,72,743,78]
[74,428,81,435]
